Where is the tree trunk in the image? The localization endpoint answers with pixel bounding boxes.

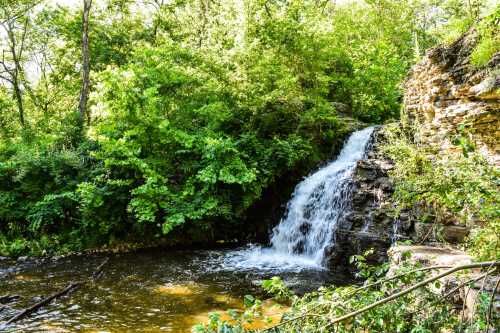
[3,18,28,127]
[12,75,24,126]
[78,0,92,125]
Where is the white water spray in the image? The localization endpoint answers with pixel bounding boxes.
[224,127,375,271]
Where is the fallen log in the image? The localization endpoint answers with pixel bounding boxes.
[0,295,20,304]
[1,257,109,327]
[3,282,80,326]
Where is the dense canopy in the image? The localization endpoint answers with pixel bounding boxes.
[0,0,497,255]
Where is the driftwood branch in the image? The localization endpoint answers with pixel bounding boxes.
[1,257,109,327]
[3,282,80,326]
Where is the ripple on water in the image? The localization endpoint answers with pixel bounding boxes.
[0,248,347,332]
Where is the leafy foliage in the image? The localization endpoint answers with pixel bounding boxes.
[471,7,500,67]
[381,123,499,260]
[0,0,497,256]
[193,252,499,332]
[261,277,294,303]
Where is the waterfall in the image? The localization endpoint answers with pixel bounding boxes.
[224,127,375,271]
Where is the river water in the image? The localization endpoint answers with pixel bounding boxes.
[0,248,347,332]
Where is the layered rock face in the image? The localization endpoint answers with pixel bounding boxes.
[403,28,499,165]
[328,127,406,268]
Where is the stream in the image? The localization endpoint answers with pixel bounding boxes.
[0,248,348,332]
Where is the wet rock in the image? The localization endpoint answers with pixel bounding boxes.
[0,295,20,304]
[17,256,28,262]
[331,102,352,115]
[414,222,470,243]
[326,127,403,268]
[328,230,390,271]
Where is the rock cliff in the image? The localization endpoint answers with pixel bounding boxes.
[328,127,404,269]
[403,27,499,165]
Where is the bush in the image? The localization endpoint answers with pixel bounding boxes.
[380,123,499,260]
[193,253,499,332]
[471,7,500,67]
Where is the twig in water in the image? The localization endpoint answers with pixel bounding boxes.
[1,257,109,327]
[92,257,110,281]
[3,282,80,326]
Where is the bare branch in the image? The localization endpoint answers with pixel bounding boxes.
[325,261,500,328]
[486,274,499,332]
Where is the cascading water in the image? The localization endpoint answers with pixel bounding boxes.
[224,127,375,271]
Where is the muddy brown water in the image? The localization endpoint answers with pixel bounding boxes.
[0,248,349,332]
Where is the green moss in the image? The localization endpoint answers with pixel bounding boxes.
[471,34,499,66]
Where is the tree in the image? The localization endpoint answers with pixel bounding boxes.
[0,0,38,127]
[78,0,92,125]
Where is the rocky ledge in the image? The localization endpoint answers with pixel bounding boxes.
[328,127,406,269]
[327,124,478,270]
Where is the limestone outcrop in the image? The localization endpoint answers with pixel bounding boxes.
[403,28,499,165]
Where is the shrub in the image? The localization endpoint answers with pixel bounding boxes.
[380,123,499,260]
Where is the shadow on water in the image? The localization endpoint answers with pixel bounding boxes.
[0,247,351,332]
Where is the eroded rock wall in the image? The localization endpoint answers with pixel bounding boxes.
[403,28,499,165]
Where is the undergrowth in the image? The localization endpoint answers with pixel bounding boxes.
[380,123,499,261]
[471,7,500,67]
[192,251,499,332]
